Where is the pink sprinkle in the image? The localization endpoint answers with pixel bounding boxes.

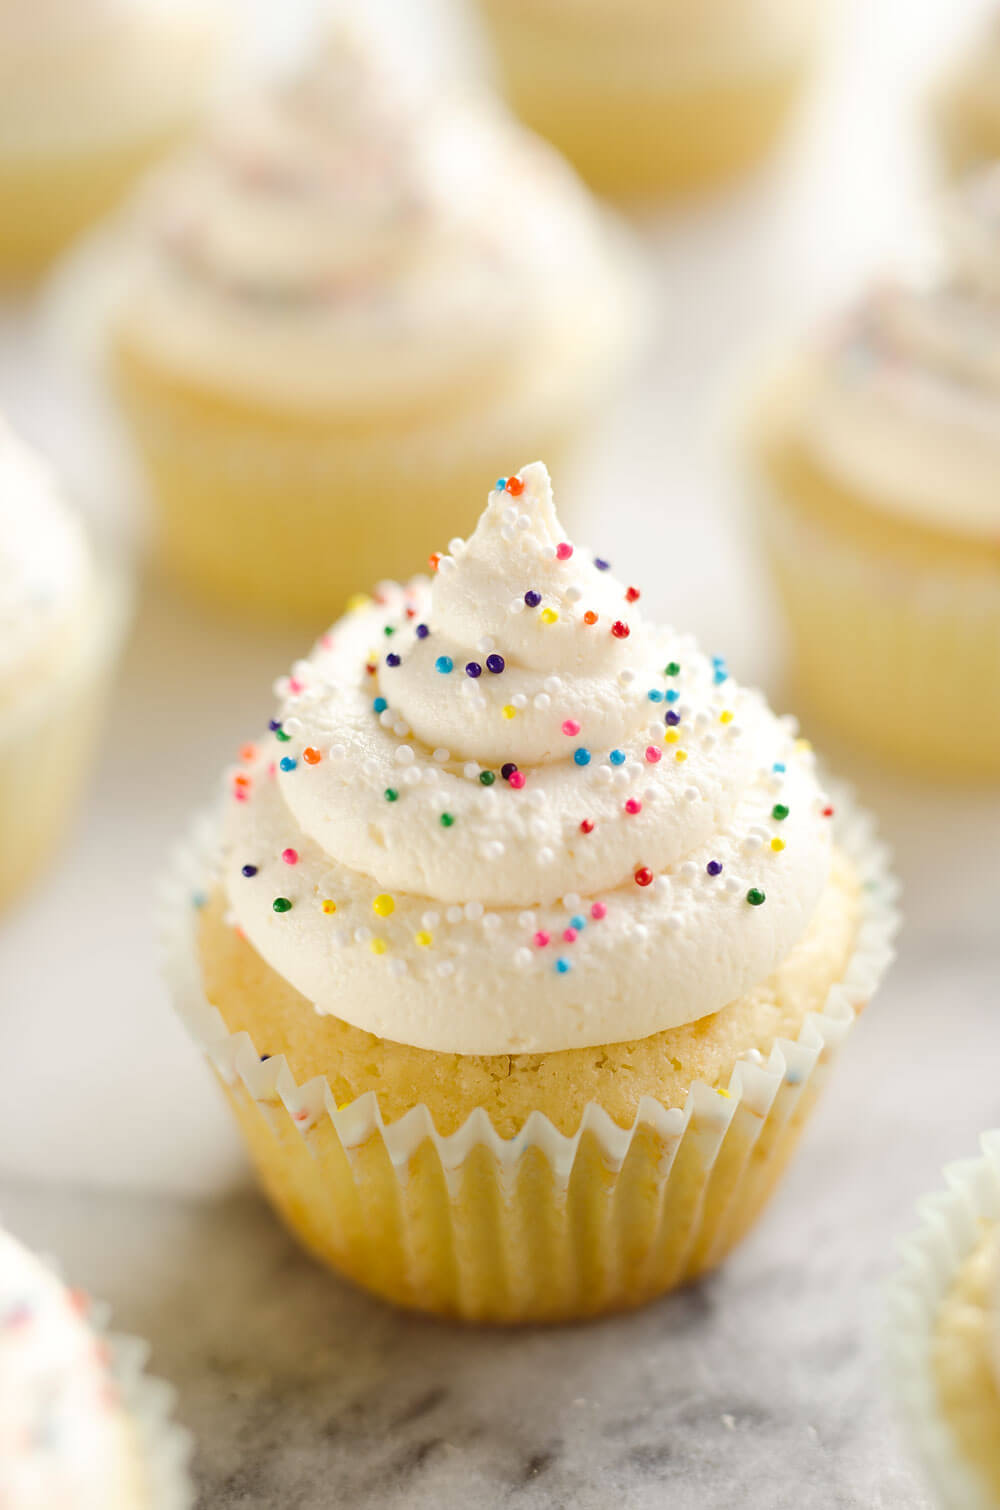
[320,633,334,649]
[288,677,304,695]
[234,790,248,803]
[267,762,277,778]
[645,745,662,763]
[294,1109,310,1122]
[562,927,578,943]
[561,719,581,737]
[533,930,550,948]
[556,543,574,561]
[625,798,642,815]
[282,848,299,865]
[509,770,526,789]
[591,901,607,920]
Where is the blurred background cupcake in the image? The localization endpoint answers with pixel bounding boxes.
[746,166,1000,781]
[0,1223,191,1508]
[889,1132,1000,1510]
[937,8,1000,177]
[0,0,227,285]
[472,0,823,199]
[103,18,641,623]
[0,419,130,912]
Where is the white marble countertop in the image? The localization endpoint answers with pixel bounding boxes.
[1,0,999,1505]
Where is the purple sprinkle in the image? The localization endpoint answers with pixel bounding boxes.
[268,719,282,732]
[665,710,681,726]
[707,860,723,876]
[385,652,401,667]
[465,661,482,678]
[594,558,610,571]
[241,864,258,877]
[486,654,505,674]
[415,623,429,639]
[501,762,518,780]
[524,590,541,608]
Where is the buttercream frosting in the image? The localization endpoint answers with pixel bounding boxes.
[113,22,635,412]
[0,0,223,155]
[218,462,835,1055]
[0,1228,144,1510]
[798,165,1000,539]
[0,422,93,705]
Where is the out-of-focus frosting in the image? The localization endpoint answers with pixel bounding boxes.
[0,1228,143,1510]
[798,166,1000,539]
[113,24,635,411]
[219,463,835,1055]
[0,423,93,705]
[0,0,223,154]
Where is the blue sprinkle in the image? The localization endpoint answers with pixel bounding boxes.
[556,958,571,974]
[665,689,679,703]
[570,914,586,931]
[712,655,726,666]
[416,623,429,639]
[495,477,507,491]
[647,689,664,703]
[713,669,729,685]
[435,656,454,674]
[191,890,207,910]
[373,697,388,714]
[609,749,626,766]
[279,756,297,772]
[773,761,786,773]
[574,748,591,766]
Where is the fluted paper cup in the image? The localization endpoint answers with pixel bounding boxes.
[159,784,897,1324]
[888,1132,1000,1510]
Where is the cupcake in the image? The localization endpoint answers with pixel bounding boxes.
[108,24,639,623]
[474,0,820,199]
[937,12,1000,178]
[747,167,1000,780]
[161,460,897,1324]
[0,0,224,283]
[0,1224,191,1508]
[0,420,130,911]
[889,1132,1000,1510]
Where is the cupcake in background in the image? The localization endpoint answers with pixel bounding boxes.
[937,10,1000,178]
[889,1132,1000,1510]
[747,166,1000,781]
[107,21,640,624]
[0,420,130,912]
[161,461,897,1324]
[0,0,226,283]
[473,0,821,199]
[0,1224,191,1508]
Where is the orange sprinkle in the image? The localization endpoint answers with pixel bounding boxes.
[303,747,321,765]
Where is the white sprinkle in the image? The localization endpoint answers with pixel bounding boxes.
[781,714,800,736]
[518,910,536,929]
[643,787,658,804]
[594,765,613,785]
[476,636,495,654]
[613,768,629,787]
[565,585,582,603]
[402,768,422,787]
[437,555,456,573]
[680,861,697,882]
[562,892,582,910]
[437,960,456,978]
[378,710,395,729]
[512,693,528,710]
[282,716,303,737]
[724,876,743,895]
[446,905,463,924]
[464,762,479,780]
[433,747,450,764]
[328,743,346,762]
[501,526,516,543]
[482,912,502,931]
[388,958,408,978]
[543,675,563,694]
[465,901,484,921]
[537,846,555,864]
[533,693,551,711]
[684,787,699,802]
[482,841,505,861]
[448,537,465,555]
[510,598,526,614]
[354,926,372,944]
[664,913,682,933]
[362,758,379,778]
[514,947,533,970]
[393,720,409,737]
[423,767,439,784]
[541,543,557,560]
[395,745,415,765]
[742,1048,764,1064]
[529,818,548,840]
[742,835,762,854]
[516,513,531,530]
[619,669,635,686]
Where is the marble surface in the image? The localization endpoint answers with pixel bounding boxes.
[1,0,999,1505]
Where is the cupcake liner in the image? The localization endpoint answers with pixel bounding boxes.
[755,475,1000,777]
[0,548,131,909]
[159,782,897,1323]
[887,1131,1000,1510]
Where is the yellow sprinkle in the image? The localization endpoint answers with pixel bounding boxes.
[717,1087,731,1099]
[370,937,387,955]
[502,705,516,720]
[796,737,812,753]
[539,607,558,625]
[346,593,371,614]
[675,749,688,763]
[664,729,679,744]
[372,893,395,918]
[322,899,337,914]
[771,837,785,852]
[415,930,433,947]
[719,710,734,725]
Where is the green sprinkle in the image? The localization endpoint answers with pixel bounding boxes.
[772,804,789,821]
[384,625,395,636]
[275,728,291,743]
[665,662,681,677]
[746,888,766,907]
[479,770,496,786]
[440,812,455,827]
[273,897,293,913]
[384,788,398,802]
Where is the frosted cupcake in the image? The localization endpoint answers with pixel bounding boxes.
[0,0,224,282]
[161,461,897,1324]
[889,1133,1000,1510]
[474,0,820,198]
[748,167,1000,780]
[0,421,130,911]
[937,12,1000,178]
[108,26,639,623]
[0,1224,191,1508]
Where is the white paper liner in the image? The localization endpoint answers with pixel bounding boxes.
[158,778,898,1180]
[888,1131,1000,1510]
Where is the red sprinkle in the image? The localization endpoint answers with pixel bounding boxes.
[625,586,640,603]
[611,620,631,639]
[580,819,594,834]
[822,805,835,817]
[634,866,654,887]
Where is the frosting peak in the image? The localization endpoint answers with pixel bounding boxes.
[220,464,835,1055]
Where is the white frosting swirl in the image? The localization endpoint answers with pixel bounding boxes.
[800,166,1000,539]
[0,1228,143,1510]
[113,25,635,411]
[219,463,834,1055]
[0,422,93,705]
